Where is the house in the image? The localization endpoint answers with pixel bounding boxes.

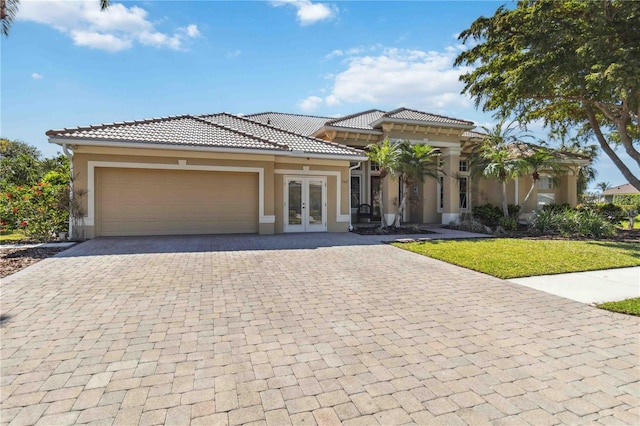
[47,108,588,238]
[602,183,640,203]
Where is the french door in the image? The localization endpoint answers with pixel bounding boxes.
[284,176,327,232]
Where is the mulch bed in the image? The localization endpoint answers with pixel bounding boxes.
[0,247,68,279]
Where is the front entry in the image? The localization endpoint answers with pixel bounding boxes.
[284,176,327,232]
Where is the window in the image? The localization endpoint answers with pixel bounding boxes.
[538,176,554,190]
[537,193,555,210]
[370,161,380,172]
[350,176,361,210]
[459,177,468,210]
[459,160,468,172]
[437,176,444,212]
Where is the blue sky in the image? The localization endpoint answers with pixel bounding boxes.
[2,0,635,190]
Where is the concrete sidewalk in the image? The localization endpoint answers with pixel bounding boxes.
[509,266,640,304]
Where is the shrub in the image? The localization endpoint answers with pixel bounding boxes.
[472,204,502,227]
[530,207,615,238]
[594,203,626,224]
[499,216,518,230]
[612,194,640,208]
[541,203,571,213]
[456,218,489,234]
[0,182,68,241]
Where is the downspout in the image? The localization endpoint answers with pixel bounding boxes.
[348,162,361,231]
[62,144,74,239]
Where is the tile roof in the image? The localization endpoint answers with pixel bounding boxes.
[46,115,283,151]
[382,108,474,126]
[244,112,330,137]
[47,114,365,158]
[602,183,640,195]
[199,113,364,157]
[325,110,386,131]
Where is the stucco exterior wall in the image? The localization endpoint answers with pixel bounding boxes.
[70,146,351,238]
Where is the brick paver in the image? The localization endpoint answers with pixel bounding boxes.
[1,233,638,424]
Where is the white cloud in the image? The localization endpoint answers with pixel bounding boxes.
[17,0,200,52]
[31,72,44,80]
[227,49,242,58]
[272,1,336,25]
[300,46,474,113]
[298,96,324,112]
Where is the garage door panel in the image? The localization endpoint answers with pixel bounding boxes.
[97,168,258,236]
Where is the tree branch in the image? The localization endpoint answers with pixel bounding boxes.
[586,106,640,191]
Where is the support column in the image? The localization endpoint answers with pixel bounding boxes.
[566,168,578,207]
[382,175,399,226]
[441,147,461,224]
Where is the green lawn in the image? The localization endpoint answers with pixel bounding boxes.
[393,238,640,279]
[619,219,640,229]
[0,231,26,243]
[597,298,640,316]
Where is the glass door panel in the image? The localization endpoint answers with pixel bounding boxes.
[284,176,326,232]
[288,180,302,225]
[308,180,323,226]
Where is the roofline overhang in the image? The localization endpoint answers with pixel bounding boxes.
[48,137,367,162]
[369,117,475,130]
[314,125,384,138]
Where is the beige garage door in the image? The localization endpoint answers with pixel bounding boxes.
[96,168,259,236]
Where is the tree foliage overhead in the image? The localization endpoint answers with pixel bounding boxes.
[1,0,110,36]
[455,0,640,190]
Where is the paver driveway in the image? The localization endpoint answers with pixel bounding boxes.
[1,234,638,425]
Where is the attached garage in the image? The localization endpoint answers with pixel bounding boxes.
[95,168,259,236]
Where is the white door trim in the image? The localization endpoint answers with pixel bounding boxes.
[86,160,274,227]
[283,176,327,233]
[275,169,349,222]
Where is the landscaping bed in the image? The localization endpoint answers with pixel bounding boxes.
[351,225,436,235]
[0,246,68,279]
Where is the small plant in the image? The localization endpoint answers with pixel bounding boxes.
[472,203,503,227]
[594,203,626,225]
[499,216,518,230]
[530,206,615,238]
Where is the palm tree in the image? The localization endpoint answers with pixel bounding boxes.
[1,0,110,36]
[519,145,565,208]
[470,119,526,217]
[366,138,400,228]
[392,142,441,226]
[596,182,612,198]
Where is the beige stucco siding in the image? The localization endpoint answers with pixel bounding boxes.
[96,168,258,236]
[70,146,353,238]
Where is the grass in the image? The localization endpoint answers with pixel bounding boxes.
[0,231,26,243]
[392,238,640,279]
[597,298,640,316]
[619,219,640,229]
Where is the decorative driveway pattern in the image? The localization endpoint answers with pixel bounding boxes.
[1,234,638,425]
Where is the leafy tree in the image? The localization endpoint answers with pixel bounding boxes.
[1,0,110,36]
[1,138,43,186]
[455,0,640,190]
[469,120,526,217]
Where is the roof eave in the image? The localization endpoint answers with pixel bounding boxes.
[48,136,366,161]
[316,125,384,136]
[369,117,475,130]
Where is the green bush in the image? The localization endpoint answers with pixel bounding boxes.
[530,207,615,238]
[472,204,502,227]
[612,194,640,208]
[0,182,69,241]
[541,203,571,213]
[499,216,518,230]
[594,203,626,224]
